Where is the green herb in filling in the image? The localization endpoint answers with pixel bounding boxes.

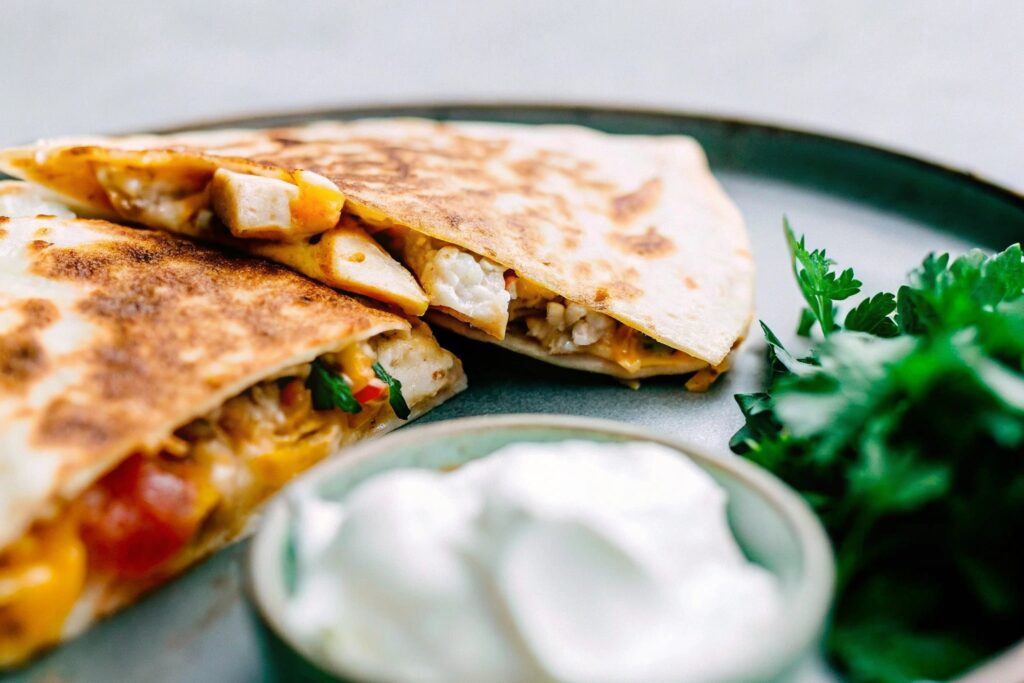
[373,362,410,420]
[306,359,361,414]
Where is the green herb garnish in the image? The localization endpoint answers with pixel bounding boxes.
[734,221,1024,683]
[784,216,862,336]
[372,362,410,420]
[306,359,361,413]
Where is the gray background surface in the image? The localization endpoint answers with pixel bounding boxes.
[1,1,1021,190]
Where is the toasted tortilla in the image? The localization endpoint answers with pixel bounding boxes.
[0,145,428,316]
[0,214,465,664]
[0,119,753,372]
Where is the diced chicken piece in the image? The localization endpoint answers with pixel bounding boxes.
[564,302,587,326]
[521,299,618,355]
[209,169,300,240]
[374,322,459,406]
[546,301,565,329]
[250,222,429,316]
[415,242,510,339]
[571,310,615,346]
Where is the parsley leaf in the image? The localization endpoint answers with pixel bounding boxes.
[784,217,862,335]
[372,362,411,420]
[761,320,818,379]
[796,307,817,337]
[733,227,1024,683]
[844,292,898,337]
[306,360,361,413]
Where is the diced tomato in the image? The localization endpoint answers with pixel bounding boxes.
[354,377,388,404]
[79,455,208,579]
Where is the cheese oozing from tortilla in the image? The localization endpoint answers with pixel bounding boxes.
[0,324,459,668]
[58,156,345,241]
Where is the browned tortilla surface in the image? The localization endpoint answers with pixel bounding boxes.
[0,215,406,549]
[1,120,754,366]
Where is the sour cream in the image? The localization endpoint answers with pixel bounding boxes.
[284,441,783,683]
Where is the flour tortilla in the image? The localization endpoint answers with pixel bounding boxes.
[0,119,754,368]
[0,145,428,315]
[0,213,465,659]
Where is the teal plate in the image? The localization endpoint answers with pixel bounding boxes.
[6,105,1023,682]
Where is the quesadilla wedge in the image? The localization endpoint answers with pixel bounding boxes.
[0,119,754,388]
[0,141,429,315]
[0,214,465,667]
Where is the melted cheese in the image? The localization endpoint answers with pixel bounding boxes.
[0,334,434,667]
[0,516,86,667]
[59,154,345,242]
[95,163,212,234]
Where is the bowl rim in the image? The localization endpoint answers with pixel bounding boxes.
[248,413,836,682]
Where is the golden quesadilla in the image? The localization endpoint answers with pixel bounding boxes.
[0,214,465,667]
[0,120,754,388]
[0,143,428,315]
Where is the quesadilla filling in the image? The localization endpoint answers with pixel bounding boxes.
[0,329,454,667]
[380,227,709,378]
[3,154,431,315]
[14,152,346,241]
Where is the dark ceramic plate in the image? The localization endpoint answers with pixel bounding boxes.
[7,104,1023,683]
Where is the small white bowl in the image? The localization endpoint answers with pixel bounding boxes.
[248,415,835,682]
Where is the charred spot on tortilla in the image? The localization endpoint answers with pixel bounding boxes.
[608,226,675,258]
[0,332,49,390]
[34,396,123,451]
[612,178,663,222]
[608,281,643,300]
[0,309,59,395]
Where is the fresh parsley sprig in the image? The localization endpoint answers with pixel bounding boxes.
[785,217,862,336]
[735,221,1024,683]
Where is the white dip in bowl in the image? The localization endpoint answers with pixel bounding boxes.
[283,440,784,683]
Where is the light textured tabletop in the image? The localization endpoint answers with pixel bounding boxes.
[1,0,1021,191]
